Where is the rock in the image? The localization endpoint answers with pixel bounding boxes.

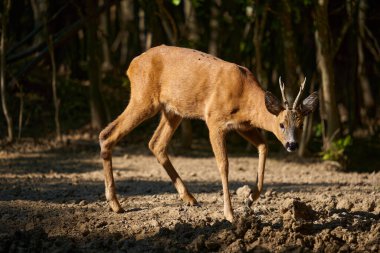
[150,219,160,228]
[292,221,314,234]
[362,199,375,212]
[96,221,108,228]
[282,198,317,221]
[336,199,353,210]
[264,190,273,197]
[78,200,87,206]
[205,238,220,251]
[188,235,205,252]
[224,239,245,253]
[79,224,90,236]
[236,185,252,198]
[235,216,251,236]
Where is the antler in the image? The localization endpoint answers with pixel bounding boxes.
[278,76,289,110]
[292,76,306,109]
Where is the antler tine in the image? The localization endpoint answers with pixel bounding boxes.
[279,76,289,109]
[293,76,306,109]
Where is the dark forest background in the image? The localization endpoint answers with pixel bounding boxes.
[1,0,379,169]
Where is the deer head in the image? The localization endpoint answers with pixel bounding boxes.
[265,77,319,152]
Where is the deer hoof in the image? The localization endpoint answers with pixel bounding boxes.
[109,200,125,213]
[225,213,234,223]
[182,194,198,206]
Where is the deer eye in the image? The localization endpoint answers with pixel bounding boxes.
[299,123,304,130]
[279,123,284,129]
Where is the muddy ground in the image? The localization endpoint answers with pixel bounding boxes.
[0,138,379,252]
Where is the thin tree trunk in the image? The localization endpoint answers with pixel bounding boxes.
[99,0,113,72]
[43,2,61,141]
[86,0,108,130]
[314,0,340,149]
[208,0,220,56]
[357,0,375,132]
[138,7,151,50]
[184,0,199,44]
[0,0,13,142]
[280,0,301,104]
[47,35,61,141]
[252,1,268,88]
[116,0,133,65]
[180,0,200,149]
[31,0,48,46]
[15,81,24,139]
[298,75,316,157]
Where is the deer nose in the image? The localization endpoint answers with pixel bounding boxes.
[286,142,299,151]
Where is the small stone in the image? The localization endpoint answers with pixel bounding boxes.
[336,199,353,211]
[79,224,90,236]
[363,199,375,212]
[151,219,160,228]
[236,185,252,198]
[79,200,87,206]
[281,198,317,221]
[224,239,245,253]
[264,190,273,197]
[96,220,108,228]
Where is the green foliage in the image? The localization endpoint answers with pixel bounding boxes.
[320,135,353,167]
[171,0,181,6]
[314,123,323,137]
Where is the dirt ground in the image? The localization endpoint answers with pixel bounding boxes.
[0,138,379,252]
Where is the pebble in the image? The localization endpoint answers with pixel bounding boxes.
[96,221,108,228]
[336,199,353,210]
[79,200,87,206]
[236,185,252,198]
[79,224,90,236]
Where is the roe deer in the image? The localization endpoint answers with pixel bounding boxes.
[99,45,318,222]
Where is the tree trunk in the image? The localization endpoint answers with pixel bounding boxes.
[252,1,268,88]
[119,0,134,65]
[179,0,200,149]
[357,0,375,132]
[208,0,220,56]
[99,0,113,72]
[298,75,316,157]
[184,0,199,44]
[47,35,61,141]
[30,0,48,46]
[138,6,151,50]
[86,0,108,130]
[280,0,301,104]
[0,0,13,142]
[314,0,340,149]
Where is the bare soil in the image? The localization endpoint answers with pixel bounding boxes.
[0,138,379,252]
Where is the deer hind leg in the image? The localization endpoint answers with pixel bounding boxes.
[149,111,198,206]
[237,128,267,204]
[99,100,159,213]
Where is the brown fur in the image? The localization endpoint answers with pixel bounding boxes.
[99,45,313,222]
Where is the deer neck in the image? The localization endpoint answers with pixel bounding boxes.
[244,84,278,134]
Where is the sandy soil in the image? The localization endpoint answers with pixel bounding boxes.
[0,139,379,252]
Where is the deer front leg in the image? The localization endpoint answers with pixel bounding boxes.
[208,128,233,222]
[237,129,267,204]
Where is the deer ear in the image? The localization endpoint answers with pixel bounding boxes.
[265,91,284,116]
[300,91,319,116]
